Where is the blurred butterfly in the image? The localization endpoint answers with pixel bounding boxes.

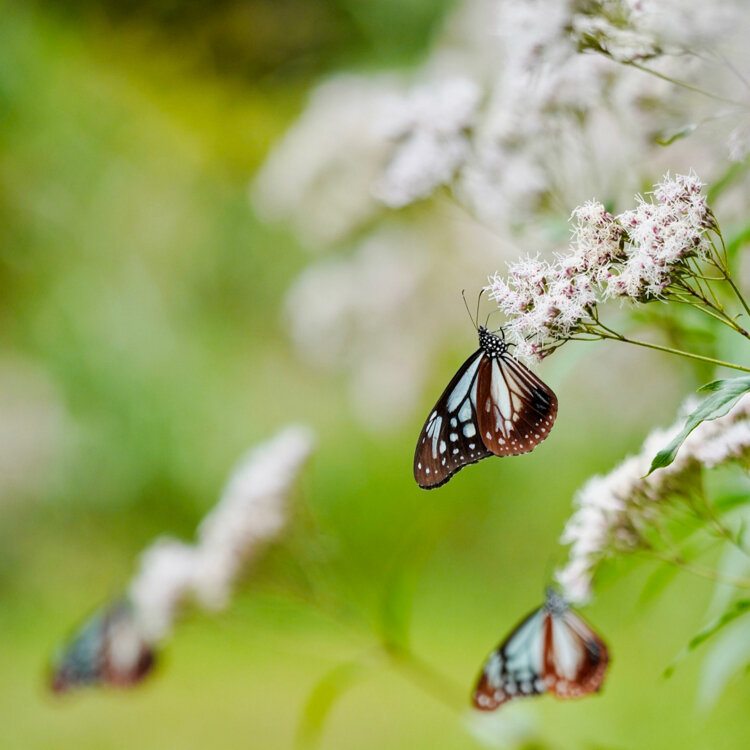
[473,588,609,711]
[50,599,155,693]
[413,297,558,489]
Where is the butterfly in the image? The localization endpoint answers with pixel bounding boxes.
[50,599,155,693]
[413,321,558,489]
[473,588,609,711]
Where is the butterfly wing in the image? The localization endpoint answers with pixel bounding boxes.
[414,350,493,489]
[476,354,558,457]
[473,606,548,710]
[50,600,155,693]
[473,604,609,711]
[544,610,609,699]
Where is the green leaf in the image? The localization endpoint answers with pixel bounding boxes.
[647,376,750,475]
[296,662,367,748]
[655,124,696,146]
[664,599,750,678]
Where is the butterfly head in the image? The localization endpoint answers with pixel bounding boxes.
[478,326,508,358]
[543,586,568,616]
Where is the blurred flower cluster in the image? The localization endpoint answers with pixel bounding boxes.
[253,0,750,429]
[556,393,750,604]
[52,426,314,691]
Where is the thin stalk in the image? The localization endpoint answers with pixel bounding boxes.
[713,229,750,317]
[698,498,750,557]
[668,292,736,329]
[597,331,750,372]
[649,550,750,589]
[624,60,743,106]
[385,645,467,710]
[725,274,750,319]
[671,280,750,337]
[669,290,750,337]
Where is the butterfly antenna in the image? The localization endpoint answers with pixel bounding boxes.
[462,289,479,329]
[542,551,562,598]
[475,288,485,329]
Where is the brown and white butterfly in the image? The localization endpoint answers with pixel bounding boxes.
[473,588,609,711]
[414,325,558,489]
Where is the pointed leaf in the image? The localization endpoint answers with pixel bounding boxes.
[648,377,750,475]
[656,124,696,146]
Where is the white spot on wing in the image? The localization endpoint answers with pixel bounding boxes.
[446,355,483,412]
[551,616,584,680]
[458,399,472,422]
[491,360,512,420]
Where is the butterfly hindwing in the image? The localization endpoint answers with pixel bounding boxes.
[544,610,609,699]
[414,350,492,489]
[476,354,558,457]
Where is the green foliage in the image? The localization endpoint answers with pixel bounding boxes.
[655,124,697,146]
[296,662,368,748]
[648,376,750,474]
[3,2,750,749]
[664,599,750,678]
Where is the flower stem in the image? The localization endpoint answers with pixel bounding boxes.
[385,644,466,710]
[597,331,750,372]
[650,551,750,589]
[712,229,750,318]
[623,60,743,106]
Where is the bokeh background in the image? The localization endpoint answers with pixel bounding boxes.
[1,1,749,748]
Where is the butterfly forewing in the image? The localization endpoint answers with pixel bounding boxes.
[473,599,608,711]
[473,608,548,710]
[414,350,492,489]
[476,354,557,457]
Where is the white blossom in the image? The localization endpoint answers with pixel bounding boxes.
[555,393,750,604]
[126,426,315,642]
[253,0,750,427]
[487,173,715,359]
[373,76,481,207]
[251,75,397,247]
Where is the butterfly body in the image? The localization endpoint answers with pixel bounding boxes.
[413,326,558,489]
[473,588,609,711]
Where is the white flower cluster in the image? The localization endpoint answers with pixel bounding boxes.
[373,76,482,208]
[52,427,315,691]
[251,75,398,247]
[487,173,713,360]
[488,255,597,362]
[555,393,750,604]
[127,426,315,642]
[571,0,737,62]
[607,171,712,299]
[253,0,749,428]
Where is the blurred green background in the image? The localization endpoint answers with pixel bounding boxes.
[1,2,748,748]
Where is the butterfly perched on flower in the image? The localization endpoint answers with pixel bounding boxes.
[413,313,558,489]
[50,599,155,693]
[473,588,609,711]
